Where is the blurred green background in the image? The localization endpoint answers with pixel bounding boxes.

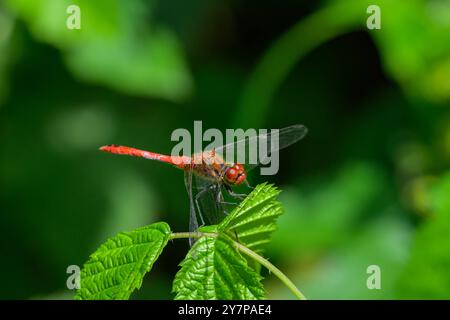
[1,0,450,299]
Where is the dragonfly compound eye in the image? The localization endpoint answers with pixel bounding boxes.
[225,164,246,185]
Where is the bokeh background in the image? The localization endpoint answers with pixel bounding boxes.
[1,0,450,299]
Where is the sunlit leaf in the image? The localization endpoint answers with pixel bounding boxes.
[172,234,265,300]
[219,183,283,254]
[75,222,171,300]
[5,0,192,101]
[367,0,450,103]
[396,172,450,298]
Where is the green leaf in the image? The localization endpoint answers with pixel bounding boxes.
[172,234,265,300]
[219,183,283,254]
[5,0,192,101]
[396,172,450,298]
[64,28,192,101]
[369,0,450,103]
[75,222,171,300]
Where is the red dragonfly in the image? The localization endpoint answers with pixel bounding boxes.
[100,124,307,235]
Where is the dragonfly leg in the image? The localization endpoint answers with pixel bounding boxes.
[220,200,237,206]
[211,187,235,216]
[194,186,212,226]
[225,184,247,200]
[194,198,206,226]
[233,230,240,243]
[217,199,238,216]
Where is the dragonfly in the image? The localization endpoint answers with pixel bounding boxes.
[99,124,307,238]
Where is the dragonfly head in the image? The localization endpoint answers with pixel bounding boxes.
[224,163,246,186]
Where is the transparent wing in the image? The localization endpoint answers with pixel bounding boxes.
[184,169,229,247]
[191,174,226,226]
[214,124,307,171]
[184,168,198,247]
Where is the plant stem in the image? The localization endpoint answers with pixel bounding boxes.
[170,231,217,240]
[169,232,307,300]
[233,241,306,300]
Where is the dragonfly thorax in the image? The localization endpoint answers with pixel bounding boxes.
[187,153,246,186]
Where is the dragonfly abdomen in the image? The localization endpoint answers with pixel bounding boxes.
[99,145,174,164]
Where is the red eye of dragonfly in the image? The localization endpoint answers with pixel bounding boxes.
[225,163,246,185]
